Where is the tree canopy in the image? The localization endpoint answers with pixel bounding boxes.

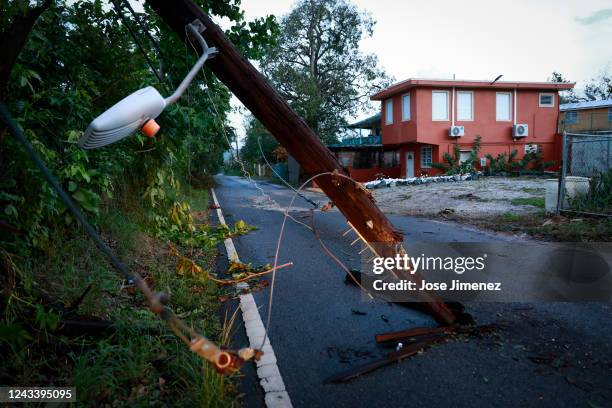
[0,0,277,248]
[550,70,612,103]
[260,0,391,144]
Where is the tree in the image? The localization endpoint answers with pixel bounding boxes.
[240,117,279,164]
[583,71,612,101]
[0,0,278,247]
[0,0,53,100]
[261,0,391,144]
[548,71,581,103]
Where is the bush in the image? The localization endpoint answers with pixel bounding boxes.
[569,169,612,214]
[432,135,481,175]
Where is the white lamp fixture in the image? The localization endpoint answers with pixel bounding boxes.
[79,20,216,149]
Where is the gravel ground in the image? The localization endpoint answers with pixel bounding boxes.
[371,176,548,218]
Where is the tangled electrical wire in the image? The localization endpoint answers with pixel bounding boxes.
[0,101,261,374]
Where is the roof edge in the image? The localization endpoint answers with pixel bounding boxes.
[371,78,576,101]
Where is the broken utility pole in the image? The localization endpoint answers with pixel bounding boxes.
[145,0,456,326]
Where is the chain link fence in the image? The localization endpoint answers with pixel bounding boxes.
[557,132,612,216]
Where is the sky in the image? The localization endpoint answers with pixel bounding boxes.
[139,0,607,144]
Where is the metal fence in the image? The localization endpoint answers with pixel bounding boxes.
[557,131,612,216]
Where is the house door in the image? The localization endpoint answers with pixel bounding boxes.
[405,151,414,178]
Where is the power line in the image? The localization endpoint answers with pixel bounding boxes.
[0,101,255,372]
[109,0,164,84]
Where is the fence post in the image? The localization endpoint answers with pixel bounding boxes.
[556,132,568,215]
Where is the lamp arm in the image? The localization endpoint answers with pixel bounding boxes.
[164,22,217,106]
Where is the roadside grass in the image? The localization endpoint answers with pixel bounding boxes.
[500,212,524,222]
[1,189,240,407]
[510,197,545,209]
[520,187,545,194]
[535,217,612,241]
[483,211,612,241]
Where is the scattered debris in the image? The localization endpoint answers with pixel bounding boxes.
[453,192,483,201]
[326,346,376,364]
[542,215,568,226]
[321,201,335,212]
[364,173,480,189]
[380,315,389,323]
[351,309,367,316]
[326,324,497,383]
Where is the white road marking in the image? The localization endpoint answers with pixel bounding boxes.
[210,187,293,408]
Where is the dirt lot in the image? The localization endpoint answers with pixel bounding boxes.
[367,176,611,241]
[371,176,547,218]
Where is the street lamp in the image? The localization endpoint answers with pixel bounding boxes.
[79,20,217,149]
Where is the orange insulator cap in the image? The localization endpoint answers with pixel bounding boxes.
[142,119,160,138]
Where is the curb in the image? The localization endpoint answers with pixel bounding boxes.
[210,188,293,408]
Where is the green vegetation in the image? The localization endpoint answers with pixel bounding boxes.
[433,135,481,175]
[510,197,545,209]
[484,145,554,175]
[259,0,392,144]
[1,192,250,406]
[568,169,612,215]
[475,211,612,242]
[1,0,277,405]
[500,212,522,222]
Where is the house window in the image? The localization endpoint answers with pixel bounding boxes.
[421,145,433,168]
[457,91,473,121]
[337,151,354,167]
[565,111,578,124]
[432,91,449,121]
[402,94,411,121]
[496,92,511,121]
[539,93,555,107]
[353,150,380,169]
[382,150,400,168]
[608,108,612,122]
[459,151,472,164]
[385,99,393,124]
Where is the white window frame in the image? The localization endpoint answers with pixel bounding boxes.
[539,92,555,107]
[456,91,474,121]
[401,93,411,121]
[432,90,449,121]
[459,150,472,164]
[421,145,433,168]
[496,92,512,122]
[385,99,393,125]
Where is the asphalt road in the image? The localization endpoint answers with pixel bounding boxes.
[213,175,612,408]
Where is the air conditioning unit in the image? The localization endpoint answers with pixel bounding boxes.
[449,125,464,138]
[513,124,529,138]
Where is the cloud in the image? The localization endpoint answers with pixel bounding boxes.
[575,9,612,25]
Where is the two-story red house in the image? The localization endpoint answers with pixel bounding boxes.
[361,78,574,180]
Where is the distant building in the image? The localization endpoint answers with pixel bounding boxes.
[559,99,612,133]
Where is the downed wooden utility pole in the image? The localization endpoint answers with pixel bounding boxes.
[146,0,456,325]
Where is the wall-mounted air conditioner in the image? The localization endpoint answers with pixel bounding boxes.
[513,124,528,138]
[449,125,464,138]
